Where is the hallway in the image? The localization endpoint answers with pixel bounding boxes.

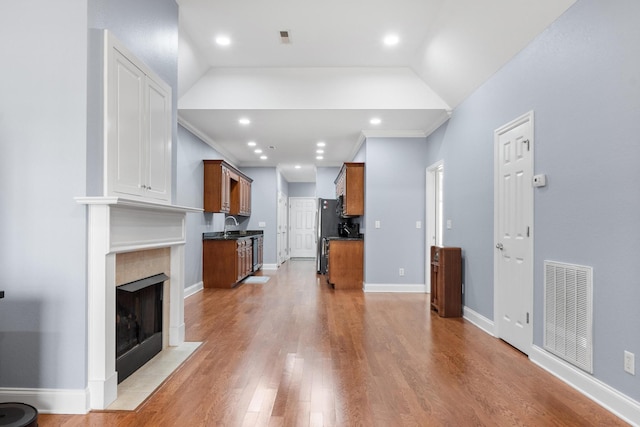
[41,260,626,426]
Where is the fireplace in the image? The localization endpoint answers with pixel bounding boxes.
[116,273,167,383]
[77,197,201,410]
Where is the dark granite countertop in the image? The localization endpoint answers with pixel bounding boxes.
[325,235,364,241]
[203,230,264,240]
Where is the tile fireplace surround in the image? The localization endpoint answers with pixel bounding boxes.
[76,197,200,410]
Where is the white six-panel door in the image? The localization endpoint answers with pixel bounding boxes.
[289,197,317,258]
[494,112,534,354]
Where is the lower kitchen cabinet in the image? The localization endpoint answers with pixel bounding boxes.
[327,239,363,290]
[203,237,254,288]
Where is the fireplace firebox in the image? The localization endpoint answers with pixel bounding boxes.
[116,273,168,383]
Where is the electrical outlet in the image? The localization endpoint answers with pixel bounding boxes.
[416,221,421,229]
[375,220,381,229]
[399,268,405,276]
[624,351,635,375]
[446,219,452,229]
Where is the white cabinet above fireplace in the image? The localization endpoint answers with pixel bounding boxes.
[104,30,172,204]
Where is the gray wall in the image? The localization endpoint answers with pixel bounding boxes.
[176,125,228,288]
[316,167,341,199]
[363,138,428,285]
[241,167,279,265]
[0,0,178,391]
[0,0,89,390]
[288,183,316,197]
[426,0,640,401]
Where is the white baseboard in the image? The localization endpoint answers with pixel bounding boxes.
[262,263,278,270]
[184,281,203,298]
[530,346,640,426]
[363,283,426,293]
[463,305,495,336]
[0,387,90,414]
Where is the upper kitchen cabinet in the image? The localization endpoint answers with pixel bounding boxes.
[203,160,252,216]
[104,31,172,203]
[335,162,364,217]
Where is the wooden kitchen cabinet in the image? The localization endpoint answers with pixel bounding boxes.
[335,162,364,217]
[430,246,462,317]
[203,160,252,215]
[327,239,363,290]
[203,237,254,288]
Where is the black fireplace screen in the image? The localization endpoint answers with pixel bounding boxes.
[116,273,167,383]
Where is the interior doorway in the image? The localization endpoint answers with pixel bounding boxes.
[426,160,444,293]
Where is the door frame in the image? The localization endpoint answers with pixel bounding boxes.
[493,110,534,350]
[426,160,444,293]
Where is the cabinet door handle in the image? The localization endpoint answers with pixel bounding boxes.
[496,243,504,250]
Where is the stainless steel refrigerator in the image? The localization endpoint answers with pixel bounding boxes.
[316,198,341,273]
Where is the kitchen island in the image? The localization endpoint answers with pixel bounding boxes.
[202,231,264,288]
[325,236,363,290]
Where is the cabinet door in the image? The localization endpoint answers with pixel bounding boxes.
[222,165,231,212]
[105,32,172,203]
[145,75,171,202]
[107,47,145,198]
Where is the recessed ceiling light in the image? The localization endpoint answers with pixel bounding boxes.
[260,155,268,160]
[316,149,324,154]
[383,34,399,46]
[268,145,276,150]
[215,35,231,46]
[295,165,301,169]
[316,156,324,160]
[247,141,256,147]
[254,149,263,154]
[238,118,251,125]
[317,141,326,147]
[370,117,382,125]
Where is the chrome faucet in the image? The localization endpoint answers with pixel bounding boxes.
[223,215,239,237]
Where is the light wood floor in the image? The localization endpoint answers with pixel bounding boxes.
[41,259,627,426]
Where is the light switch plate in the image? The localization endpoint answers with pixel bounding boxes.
[375,220,381,229]
[258,221,266,227]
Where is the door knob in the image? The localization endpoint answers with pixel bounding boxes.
[496,243,504,250]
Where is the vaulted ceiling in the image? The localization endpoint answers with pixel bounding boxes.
[176,0,575,181]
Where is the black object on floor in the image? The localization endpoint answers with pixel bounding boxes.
[0,402,38,427]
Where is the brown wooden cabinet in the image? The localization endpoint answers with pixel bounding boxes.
[430,246,462,317]
[203,160,252,216]
[203,237,254,288]
[327,239,363,290]
[335,162,364,217]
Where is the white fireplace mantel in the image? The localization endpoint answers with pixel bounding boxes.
[76,197,201,410]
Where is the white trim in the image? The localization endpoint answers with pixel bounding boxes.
[530,346,640,427]
[361,129,427,139]
[363,283,426,293]
[0,387,90,415]
[184,281,204,298]
[178,115,241,167]
[463,305,495,337]
[262,263,279,270]
[76,197,191,410]
[426,160,444,294]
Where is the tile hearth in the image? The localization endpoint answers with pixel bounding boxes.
[107,341,201,411]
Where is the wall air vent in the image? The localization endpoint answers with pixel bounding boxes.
[279,30,291,44]
[544,261,593,373]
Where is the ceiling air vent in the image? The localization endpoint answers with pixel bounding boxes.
[279,30,291,44]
